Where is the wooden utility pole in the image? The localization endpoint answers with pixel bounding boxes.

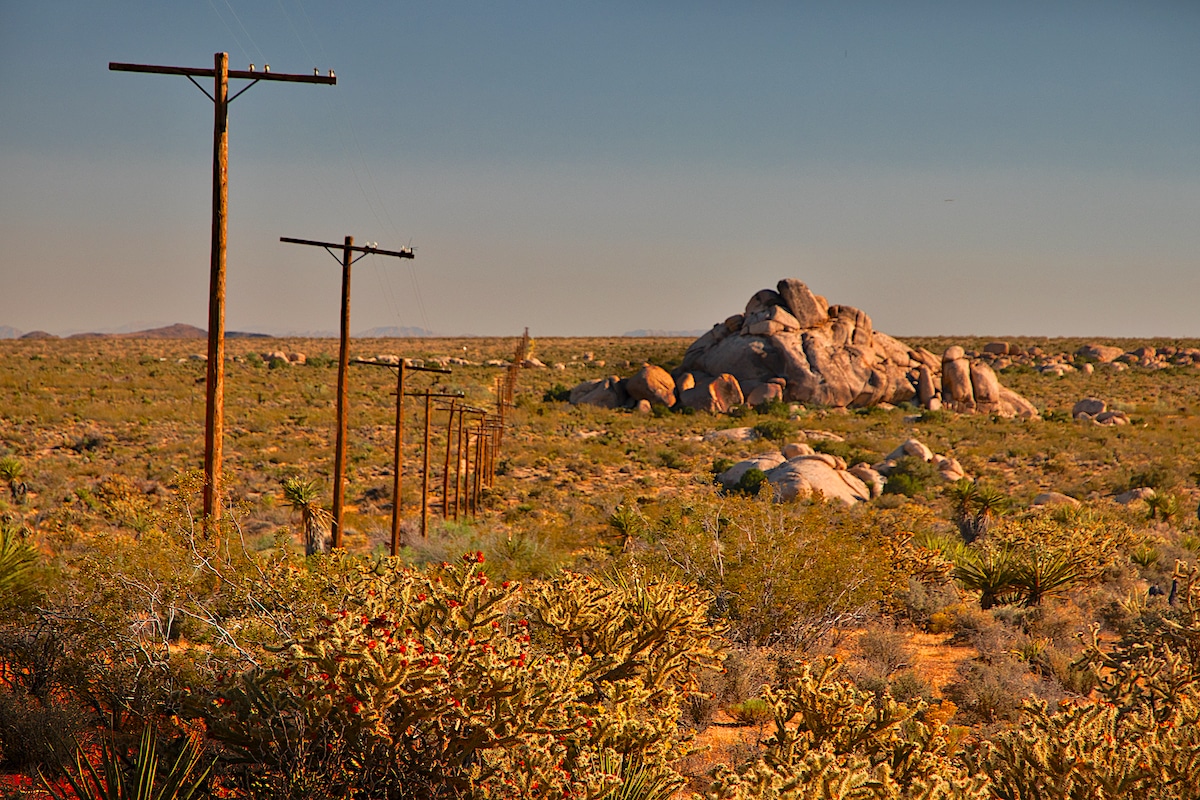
[110,55,335,524]
[407,390,464,538]
[353,359,449,556]
[280,237,414,548]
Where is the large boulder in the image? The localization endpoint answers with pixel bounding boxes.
[1076,343,1125,363]
[776,279,829,328]
[626,364,676,407]
[569,376,627,408]
[941,347,975,411]
[764,457,871,505]
[680,373,745,413]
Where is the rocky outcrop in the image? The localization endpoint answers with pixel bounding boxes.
[675,279,1037,417]
[568,278,1038,417]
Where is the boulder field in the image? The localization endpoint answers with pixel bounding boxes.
[570,279,1039,417]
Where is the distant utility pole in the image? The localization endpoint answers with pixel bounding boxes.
[110,54,336,524]
[281,236,414,549]
[353,359,449,556]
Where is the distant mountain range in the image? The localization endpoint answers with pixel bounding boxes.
[0,323,440,339]
[623,329,707,337]
[1,322,702,340]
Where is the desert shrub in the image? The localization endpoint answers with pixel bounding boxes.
[306,353,335,368]
[943,654,1055,725]
[731,467,768,497]
[711,458,736,480]
[810,439,878,469]
[541,383,571,403]
[0,692,87,777]
[727,697,773,727]
[901,577,961,632]
[628,496,925,648]
[883,456,941,498]
[203,554,724,800]
[751,419,793,443]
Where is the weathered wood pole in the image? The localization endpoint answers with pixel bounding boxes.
[202,52,229,525]
[389,360,407,556]
[331,235,353,549]
[473,416,485,512]
[441,400,457,518]
[421,390,433,538]
[454,407,466,521]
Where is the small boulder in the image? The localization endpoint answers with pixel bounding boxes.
[745,381,785,407]
[1115,487,1155,505]
[702,426,757,443]
[848,463,886,498]
[1032,492,1081,507]
[716,453,786,490]
[941,348,975,411]
[886,438,934,463]
[1076,344,1125,363]
[1072,398,1107,419]
[782,442,816,458]
[764,458,870,505]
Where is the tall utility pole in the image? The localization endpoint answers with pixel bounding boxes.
[110,55,336,524]
[281,237,414,549]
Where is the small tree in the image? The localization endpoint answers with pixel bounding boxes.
[282,477,330,556]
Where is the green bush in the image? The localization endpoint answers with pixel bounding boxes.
[542,383,571,403]
[732,468,768,497]
[883,457,941,498]
[751,419,793,443]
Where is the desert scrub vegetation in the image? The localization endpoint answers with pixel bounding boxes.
[622,493,950,647]
[6,335,1200,796]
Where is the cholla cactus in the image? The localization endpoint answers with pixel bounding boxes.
[203,554,723,799]
[972,560,1200,799]
[709,658,987,800]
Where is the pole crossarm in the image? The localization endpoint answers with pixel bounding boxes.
[407,391,466,400]
[110,62,336,85]
[281,237,413,260]
[352,359,450,375]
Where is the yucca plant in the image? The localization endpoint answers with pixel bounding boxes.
[41,726,211,800]
[948,480,1007,542]
[954,548,1019,609]
[1010,547,1081,606]
[0,518,40,609]
[0,456,25,503]
[281,477,330,556]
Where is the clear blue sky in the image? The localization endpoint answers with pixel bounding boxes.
[2,2,1198,337]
